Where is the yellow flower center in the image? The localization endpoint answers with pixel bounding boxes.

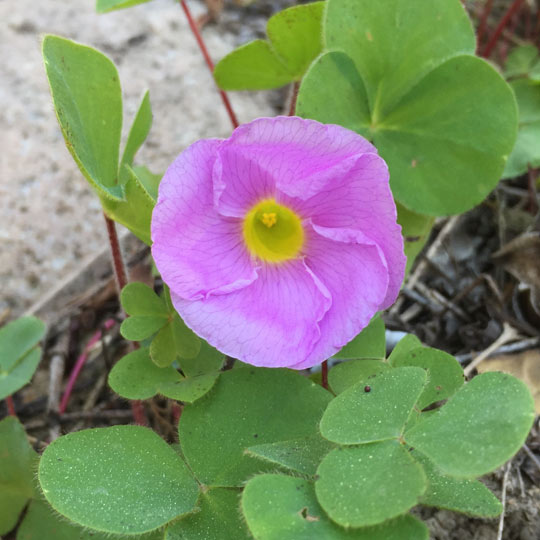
[243,199,304,262]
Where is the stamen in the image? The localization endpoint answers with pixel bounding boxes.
[261,212,277,228]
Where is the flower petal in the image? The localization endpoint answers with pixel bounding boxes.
[171,260,331,368]
[151,139,258,300]
[295,153,405,308]
[213,117,376,215]
[290,224,390,370]
[213,144,277,218]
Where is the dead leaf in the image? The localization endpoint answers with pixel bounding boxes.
[492,232,540,315]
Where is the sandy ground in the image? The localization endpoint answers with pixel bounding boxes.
[0,0,281,317]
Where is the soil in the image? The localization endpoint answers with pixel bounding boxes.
[1,1,539,539]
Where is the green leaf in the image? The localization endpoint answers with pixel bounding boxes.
[214,41,293,91]
[328,359,390,395]
[42,36,155,244]
[179,367,332,487]
[108,347,218,404]
[107,164,156,244]
[315,442,427,528]
[120,91,152,184]
[214,2,324,90]
[505,44,540,80]
[96,0,153,13]
[325,0,475,114]
[503,79,540,178]
[179,340,224,378]
[16,499,115,540]
[242,474,428,539]
[39,425,199,535]
[298,0,518,216]
[150,313,200,367]
[405,372,535,477]
[108,347,182,400]
[0,418,37,535]
[120,283,200,363]
[397,203,434,274]
[413,451,502,517]
[165,489,249,540]
[392,347,464,409]
[387,333,423,365]
[42,35,123,201]
[297,51,371,130]
[333,315,385,359]
[320,367,427,444]
[120,315,168,341]
[0,316,46,372]
[132,165,161,201]
[246,434,335,476]
[120,282,169,340]
[0,317,45,400]
[121,282,168,317]
[159,372,220,404]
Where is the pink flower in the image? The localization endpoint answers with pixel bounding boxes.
[151,117,405,369]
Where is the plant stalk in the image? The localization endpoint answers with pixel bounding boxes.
[476,0,494,52]
[102,214,147,425]
[289,81,300,116]
[179,0,239,129]
[482,0,525,58]
[6,396,16,416]
[321,360,329,390]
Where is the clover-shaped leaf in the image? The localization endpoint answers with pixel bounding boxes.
[242,474,428,539]
[413,451,502,518]
[39,426,199,535]
[315,442,427,528]
[109,346,221,404]
[120,282,200,367]
[320,367,426,444]
[0,316,46,399]
[246,434,335,477]
[328,359,390,395]
[166,488,249,540]
[391,347,465,409]
[387,333,423,365]
[297,0,517,216]
[405,372,535,477]
[333,315,385,360]
[214,2,324,90]
[179,368,331,487]
[0,417,37,535]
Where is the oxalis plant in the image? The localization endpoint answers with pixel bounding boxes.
[1,0,538,539]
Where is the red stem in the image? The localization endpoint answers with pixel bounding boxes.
[321,360,329,390]
[102,214,147,425]
[104,214,129,291]
[289,81,300,116]
[476,0,494,52]
[179,0,239,129]
[482,0,525,58]
[59,319,116,414]
[6,396,16,416]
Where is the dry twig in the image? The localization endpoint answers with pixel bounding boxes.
[497,462,512,540]
[464,323,521,376]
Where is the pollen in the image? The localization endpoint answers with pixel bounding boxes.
[261,212,277,228]
[243,198,304,263]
